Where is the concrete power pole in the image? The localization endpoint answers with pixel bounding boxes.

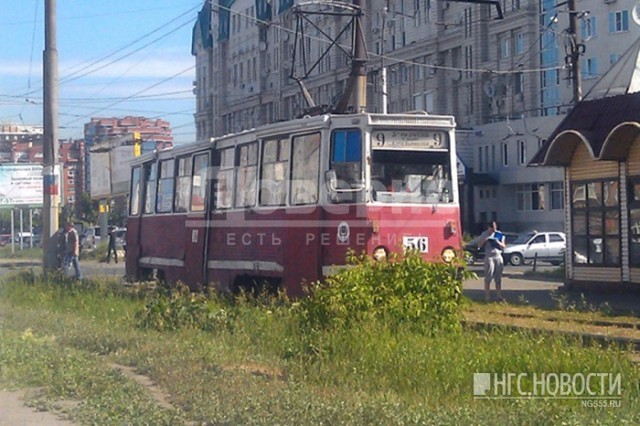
[568,0,583,103]
[43,0,60,270]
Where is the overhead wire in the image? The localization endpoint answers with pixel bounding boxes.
[62,65,195,127]
[215,1,565,78]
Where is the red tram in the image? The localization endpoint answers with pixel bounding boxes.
[125,111,462,296]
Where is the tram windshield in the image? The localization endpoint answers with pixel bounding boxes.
[371,150,452,204]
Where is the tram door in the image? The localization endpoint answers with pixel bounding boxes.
[321,128,366,267]
[182,153,210,286]
[281,133,323,296]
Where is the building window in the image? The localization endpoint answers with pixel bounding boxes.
[581,57,598,80]
[502,142,508,167]
[478,146,483,172]
[515,32,525,54]
[609,11,629,33]
[484,146,489,172]
[463,8,472,38]
[517,183,545,211]
[514,72,524,94]
[279,0,294,14]
[610,53,621,65]
[491,145,496,171]
[581,16,597,39]
[627,178,640,266]
[500,37,510,59]
[518,139,526,165]
[551,181,564,210]
[572,180,620,266]
[464,46,473,79]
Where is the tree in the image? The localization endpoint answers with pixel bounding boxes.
[76,192,98,224]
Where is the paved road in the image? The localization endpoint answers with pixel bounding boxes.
[0,258,124,279]
[465,263,640,314]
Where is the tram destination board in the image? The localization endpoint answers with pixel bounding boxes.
[373,129,449,150]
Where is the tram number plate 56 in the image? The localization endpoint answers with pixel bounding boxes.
[402,236,429,253]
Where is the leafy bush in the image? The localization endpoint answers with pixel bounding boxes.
[299,251,468,334]
[136,284,235,332]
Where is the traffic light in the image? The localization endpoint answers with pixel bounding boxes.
[133,132,142,157]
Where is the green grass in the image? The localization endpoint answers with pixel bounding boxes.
[0,271,638,425]
[0,245,42,260]
[79,240,109,261]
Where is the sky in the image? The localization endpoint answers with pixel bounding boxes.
[0,0,203,145]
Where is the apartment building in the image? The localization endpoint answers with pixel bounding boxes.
[59,139,86,206]
[83,116,174,194]
[0,124,44,164]
[192,0,640,233]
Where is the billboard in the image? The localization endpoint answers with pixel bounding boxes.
[0,164,43,207]
[90,144,134,199]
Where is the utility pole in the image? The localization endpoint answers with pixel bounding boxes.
[380,0,389,114]
[352,0,367,112]
[43,0,60,270]
[567,0,583,103]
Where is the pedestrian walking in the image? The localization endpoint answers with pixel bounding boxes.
[64,222,83,280]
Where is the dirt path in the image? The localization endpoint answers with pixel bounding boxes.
[0,390,74,425]
[0,270,74,425]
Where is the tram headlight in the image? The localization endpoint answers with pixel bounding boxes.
[441,247,456,263]
[372,245,389,262]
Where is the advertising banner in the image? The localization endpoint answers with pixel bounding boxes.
[0,164,43,207]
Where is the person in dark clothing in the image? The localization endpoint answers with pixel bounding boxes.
[107,226,118,264]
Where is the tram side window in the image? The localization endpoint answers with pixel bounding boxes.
[291,132,321,205]
[260,138,290,206]
[191,153,209,211]
[143,162,157,214]
[156,160,175,213]
[330,129,362,203]
[174,156,192,213]
[130,166,142,215]
[215,147,235,209]
[235,142,258,208]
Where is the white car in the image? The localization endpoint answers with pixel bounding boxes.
[81,226,102,250]
[502,231,566,266]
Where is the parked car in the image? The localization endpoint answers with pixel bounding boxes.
[463,231,519,265]
[0,234,12,246]
[502,231,566,266]
[81,226,102,250]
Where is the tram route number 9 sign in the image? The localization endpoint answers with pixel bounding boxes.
[373,129,448,149]
[0,164,43,207]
